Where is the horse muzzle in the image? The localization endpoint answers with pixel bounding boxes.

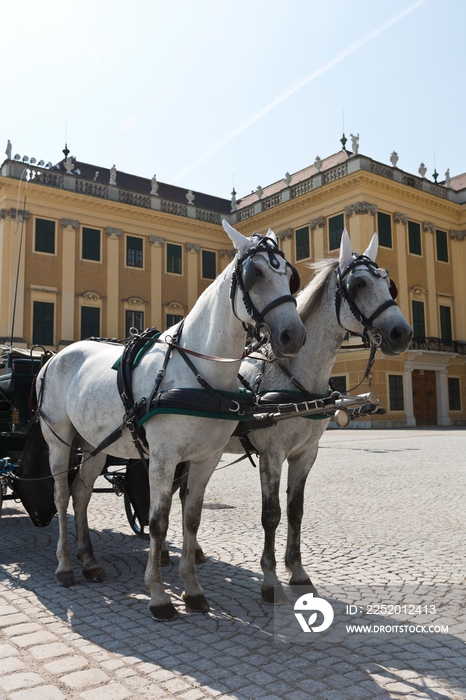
[370,322,413,356]
[268,321,307,358]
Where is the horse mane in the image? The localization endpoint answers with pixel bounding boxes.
[297,257,339,323]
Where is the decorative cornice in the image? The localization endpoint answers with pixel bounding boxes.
[219,249,236,260]
[422,221,436,234]
[78,291,104,301]
[61,218,79,231]
[409,285,426,296]
[278,228,292,241]
[29,285,59,294]
[450,229,466,241]
[106,227,122,239]
[186,243,200,254]
[0,208,30,221]
[309,216,325,231]
[394,212,408,225]
[344,201,378,217]
[149,235,165,247]
[163,301,186,312]
[123,296,147,306]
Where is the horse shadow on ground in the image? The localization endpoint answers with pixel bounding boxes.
[1,504,465,700]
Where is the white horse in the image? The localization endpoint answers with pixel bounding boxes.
[225,229,413,603]
[33,221,306,621]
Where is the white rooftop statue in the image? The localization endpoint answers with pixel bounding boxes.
[150,174,159,195]
[314,156,322,172]
[350,134,359,155]
[390,151,399,167]
[5,140,12,159]
[109,165,117,186]
[419,163,427,178]
[445,169,451,187]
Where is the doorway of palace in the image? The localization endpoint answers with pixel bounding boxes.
[412,369,437,425]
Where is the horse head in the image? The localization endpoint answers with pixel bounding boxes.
[336,228,412,355]
[223,220,306,357]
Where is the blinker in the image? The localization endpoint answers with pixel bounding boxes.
[241,257,300,295]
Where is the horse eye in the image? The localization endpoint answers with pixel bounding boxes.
[357,278,366,289]
[255,267,263,278]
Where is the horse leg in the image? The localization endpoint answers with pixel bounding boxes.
[177,462,206,564]
[285,450,317,594]
[71,448,107,582]
[179,454,221,612]
[43,425,76,587]
[259,453,288,605]
[145,455,178,621]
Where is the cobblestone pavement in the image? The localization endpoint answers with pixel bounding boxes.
[1,428,465,700]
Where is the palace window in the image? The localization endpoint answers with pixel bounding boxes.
[412,300,425,339]
[295,226,310,261]
[81,306,100,339]
[166,314,183,329]
[125,310,144,337]
[329,214,344,251]
[448,378,461,411]
[389,375,404,411]
[32,301,54,346]
[167,244,182,274]
[377,212,392,248]
[436,230,448,263]
[126,236,143,268]
[202,250,216,280]
[330,375,347,393]
[408,221,422,255]
[82,227,101,262]
[439,305,452,344]
[35,218,55,254]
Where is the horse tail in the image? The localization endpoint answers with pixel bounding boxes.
[13,419,57,527]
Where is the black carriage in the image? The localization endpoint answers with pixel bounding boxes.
[0,345,152,537]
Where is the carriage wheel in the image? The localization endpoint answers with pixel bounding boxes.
[123,491,149,539]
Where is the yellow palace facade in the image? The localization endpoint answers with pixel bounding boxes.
[1,144,465,427]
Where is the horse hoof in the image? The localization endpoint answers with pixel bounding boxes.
[57,572,74,588]
[289,579,318,596]
[83,567,105,583]
[149,602,179,621]
[195,548,207,564]
[183,593,210,613]
[160,551,171,566]
[261,585,288,605]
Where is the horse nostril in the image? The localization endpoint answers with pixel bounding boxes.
[389,326,404,343]
[280,329,292,346]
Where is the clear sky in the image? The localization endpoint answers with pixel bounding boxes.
[1,0,464,200]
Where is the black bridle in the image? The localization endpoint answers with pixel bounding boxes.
[230,234,300,337]
[335,253,398,347]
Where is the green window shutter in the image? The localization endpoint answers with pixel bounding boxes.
[126,236,143,267]
[439,305,452,344]
[448,378,461,411]
[82,228,101,261]
[33,301,54,345]
[167,244,182,274]
[408,221,421,255]
[436,230,448,262]
[35,219,55,254]
[329,214,344,251]
[202,250,216,279]
[81,307,100,339]
[412,300,425,339]
[389,375,404,411]
[295,226,310,260]
[377,212,392,248]
[166,314,183,329]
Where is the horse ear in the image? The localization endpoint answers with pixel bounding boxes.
[266,228,278,244]
[222,219,249,253]
[364,233,379,262]
[339,228,352,270]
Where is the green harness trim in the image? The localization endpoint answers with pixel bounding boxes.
[138,388,254,426]
[111,335,161,371]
